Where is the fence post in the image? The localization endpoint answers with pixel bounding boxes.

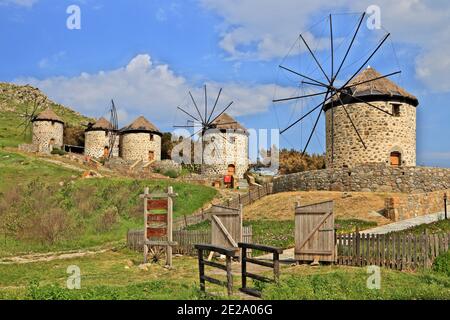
[355,227,361,266]
[198,249,205,292]
[226,255,233,296]
[241,246,247,290]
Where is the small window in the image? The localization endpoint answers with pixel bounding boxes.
[149,134,154,141]
[229,137,236,144]
[392,104,401,117]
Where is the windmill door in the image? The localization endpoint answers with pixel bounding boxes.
[295,201,335,263]
[390,152,401,167]
[210,205,242,253]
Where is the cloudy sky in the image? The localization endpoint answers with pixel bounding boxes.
[1,0,449,166]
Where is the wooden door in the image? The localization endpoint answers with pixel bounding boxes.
[210,205,242,252]
[148,151,155,161]
[390,152,401,167]
[103,146,110,158]
[227,165,236,175]
[295,201,335,263]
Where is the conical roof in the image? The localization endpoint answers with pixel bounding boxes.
[33,108,64,123]
[327,67,418,107]
[121,116,161,134]
[211,113,247,132]
[86,117,114,131]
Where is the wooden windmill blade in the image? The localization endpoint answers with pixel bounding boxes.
[107,99,119,159]
[174,85,235,166]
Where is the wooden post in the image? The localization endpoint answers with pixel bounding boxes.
[198,249,205,292]
[241,246,247,290]
[355,227,361,267]
[273,252,280,284]
[143,187,149,263]
[167,186,174,268]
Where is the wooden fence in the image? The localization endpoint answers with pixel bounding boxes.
[172,183,273,231]
[127,226,252,256]
[336,232,450,270]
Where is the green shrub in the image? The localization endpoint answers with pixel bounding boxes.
[163,169,179,179]
[433,251,450,276]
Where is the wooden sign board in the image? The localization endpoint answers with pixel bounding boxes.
[141,186,177,267]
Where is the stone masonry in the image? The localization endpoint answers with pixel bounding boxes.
[32,120,64,153]
[201,130,249,179]
[120,132,161,163]
[273,164,450,194]
[326,100,416,167]
[85,130,119,158]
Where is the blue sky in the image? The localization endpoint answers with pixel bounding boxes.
[1,0,449,167]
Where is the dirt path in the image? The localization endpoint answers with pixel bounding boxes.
[0,244,119,265]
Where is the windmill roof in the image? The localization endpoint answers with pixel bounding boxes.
[328,67,418,107]
[211,113,247,132]
[121,116,161,134]
[33,108,64,123]
[86,117,114,131]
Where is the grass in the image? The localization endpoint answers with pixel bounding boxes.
[0,249,230,300]
[0,248,448,300]
[243,191,404,225]
[261,265,450,300]
[187,218,376,251]
[0,150,217,257]
[0,150,77,191]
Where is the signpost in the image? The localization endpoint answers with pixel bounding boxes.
[140,186,177,267]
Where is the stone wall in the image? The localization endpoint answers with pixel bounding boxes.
[85,130,119,159]
[32,120,64,153]
[273,164,450,193]
[325,101,416,168]
[385,190,450,221]
[120,132,161,162]
[201,131,249,178]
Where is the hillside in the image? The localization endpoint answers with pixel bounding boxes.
[0,82,93,147]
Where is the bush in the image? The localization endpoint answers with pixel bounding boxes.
[433,251,450,276]
[95,207,119,232]
[22,208,75,245]
[163,169,179,179]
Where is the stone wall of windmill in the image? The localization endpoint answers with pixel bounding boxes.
[29,108,65,154]
[325,100,417,168]
[201,130,249,179]
[120,132,162,162]
[85,130,119,158]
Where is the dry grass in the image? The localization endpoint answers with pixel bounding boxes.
[244,191,408,225]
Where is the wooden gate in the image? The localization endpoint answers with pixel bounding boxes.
[210,205,243,254]
[295,200,335,263]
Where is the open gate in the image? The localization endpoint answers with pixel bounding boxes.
[295,200,335,263]
[210,205,243,254]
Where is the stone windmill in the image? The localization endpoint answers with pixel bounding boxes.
[272,12,417,168]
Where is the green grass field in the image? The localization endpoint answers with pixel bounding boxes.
[0,248,448,300]
[0,150,217,257]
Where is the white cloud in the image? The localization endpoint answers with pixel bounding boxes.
[0,0,38,7]
[201,0,450,92]
[16,54,294,128]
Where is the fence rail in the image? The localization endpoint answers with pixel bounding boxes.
[127,226,252,256]
[337,232,450,270]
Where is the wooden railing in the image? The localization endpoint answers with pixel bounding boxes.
[238,242,283,298]
[195,244,237,296]
[127,226,252,256]
[337,231,450,270]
